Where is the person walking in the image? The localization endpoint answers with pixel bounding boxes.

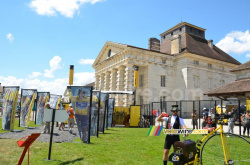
[67,103,75,134]
[59,104,66,131]
[157,105,188,165]
[241,110,250,137]
[191,109,198,129]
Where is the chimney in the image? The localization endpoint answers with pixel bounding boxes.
[148,38,160,51]
[208,40,213,49]
[171,35,181,54]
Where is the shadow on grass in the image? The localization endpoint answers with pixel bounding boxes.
[59,158,84,165]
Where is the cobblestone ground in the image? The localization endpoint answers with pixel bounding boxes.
[0,124,80,143]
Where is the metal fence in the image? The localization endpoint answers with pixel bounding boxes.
[139,99,248,136]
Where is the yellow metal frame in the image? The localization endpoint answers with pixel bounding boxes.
[191,121,231,165]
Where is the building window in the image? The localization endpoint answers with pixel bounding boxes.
[161,75,166,87]
[194,60,199,65]
[208,64,212,68]
[208,78,212,89]
[179,28,182,31]
[171,32,173,36]
[220,80,225,86]
[160,96,166,102]
[139,75,144,87]
[162,59,166,64]
[108,49,111,57]
[190,27,193,32]
[194,76,200,88]
[220,66,224,71]
[163,36,165,39]
[140,96,143,105]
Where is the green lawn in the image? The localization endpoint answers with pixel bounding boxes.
[0,119,249,165]
[0,117,39,133]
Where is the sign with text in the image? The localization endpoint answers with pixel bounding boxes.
[43,109,68,122]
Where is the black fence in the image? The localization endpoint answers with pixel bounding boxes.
[140,99,248,136]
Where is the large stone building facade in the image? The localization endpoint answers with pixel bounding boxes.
[92,22,240,108]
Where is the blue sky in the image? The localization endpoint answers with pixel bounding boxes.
[0,0,250,95]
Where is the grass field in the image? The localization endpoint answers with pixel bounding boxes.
[0,118,249,165]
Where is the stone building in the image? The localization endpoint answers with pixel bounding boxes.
[205,60,250,99]
[92,22,240,109]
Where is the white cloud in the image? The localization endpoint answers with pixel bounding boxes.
[29,0,104,18]
[79,59,95,65]
[0,72,95,95]
[216,30,250,54]
[44,56,62,78]
[28,72,42,78]
[74,72,95,85]
[246,54,250,58]
[6,33,14,43]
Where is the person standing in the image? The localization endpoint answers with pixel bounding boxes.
[210,108,216,128]
[67,103,75,134]
[42,102,51,134]
[241,110,250,137]
[59,104,66,131]
[157,105,188,165]
[202,107,208,128]
[227,109,235,136]
[191,109,198,129]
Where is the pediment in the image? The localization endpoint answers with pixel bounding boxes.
[92,41,127,67]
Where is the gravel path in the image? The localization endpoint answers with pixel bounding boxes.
[0,125,80,143]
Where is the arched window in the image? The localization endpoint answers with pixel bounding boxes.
[108,49,111,57]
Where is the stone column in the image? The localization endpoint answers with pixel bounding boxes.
[110,69,117,99]
[110,69,117,91]
[95,74,100,90]
[99,73,105,91]
[124,65,134,107]
[116,66,125,106]
[104,71,110,91]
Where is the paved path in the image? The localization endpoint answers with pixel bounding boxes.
[0,125,80,143]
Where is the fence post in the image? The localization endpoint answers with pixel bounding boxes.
[238,99,241,136]
[198,100,200,129]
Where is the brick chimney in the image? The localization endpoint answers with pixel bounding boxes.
[148,38,160,51]
[208,40,213,49]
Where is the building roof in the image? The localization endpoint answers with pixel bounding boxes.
[230,60,250,72]
[204,78,250,97]
[85,82,95,88]
[160,22,206,36]
[160,33,241,65]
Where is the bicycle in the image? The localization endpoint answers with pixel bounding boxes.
[169,114,250,165]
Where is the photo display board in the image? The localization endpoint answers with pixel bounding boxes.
[69,86,92,143]
[2,86,19,130]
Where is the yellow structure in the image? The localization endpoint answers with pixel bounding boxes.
[130,106,140,126]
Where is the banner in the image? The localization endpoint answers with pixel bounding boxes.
[90,91,101,137]
[2,86,19,130]
[69,86,92,143]
[113,107,129,125]
[20,89,37,127]
[130,105,141,127]
[247,99,250,111]
[108,98,115,127]
[49,94,62,109]
[36,92,50,125]
[99,93,109,133]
